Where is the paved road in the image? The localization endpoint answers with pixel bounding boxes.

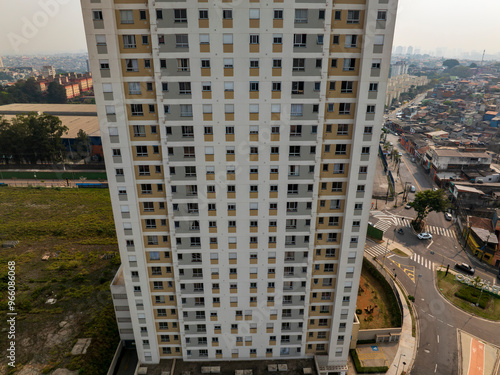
[368,209,500,374]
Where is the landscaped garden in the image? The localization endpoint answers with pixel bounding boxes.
[437,270,500,321]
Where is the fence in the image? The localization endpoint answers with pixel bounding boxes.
[367,224,384,241]
[379,145,388,172]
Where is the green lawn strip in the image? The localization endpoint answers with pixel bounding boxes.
[392,248,408,257]
[350,349,389,374]
[436,270,500,321]
[0,171,107,180]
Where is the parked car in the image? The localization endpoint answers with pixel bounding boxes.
[405,203,412,209]
[455,263,475,275]
[417,232,432,240]
[432,187,439,191]
[410,186,416,193]
[444,212,452,221]
[398,152,403,157]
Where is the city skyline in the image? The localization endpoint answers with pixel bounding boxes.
[1,0,499,58]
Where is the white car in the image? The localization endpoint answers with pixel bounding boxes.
[417,232,432,240]
[444,213,452,221]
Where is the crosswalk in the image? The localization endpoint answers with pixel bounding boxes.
[410,253,434,270]
[364,244,435,270]
[371,211,457,239]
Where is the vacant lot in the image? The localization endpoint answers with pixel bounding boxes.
[357,265,400,329]
[0,187,120,375]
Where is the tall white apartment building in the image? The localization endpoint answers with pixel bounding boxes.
[80,0,398,372]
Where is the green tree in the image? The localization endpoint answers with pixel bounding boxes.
[409,189,450,230]
[443,59,460,69]
[469,62,478,68]
[47,81,67,103]
[3,113,69,164]
[75,129,91,161]
[448,65,473,78]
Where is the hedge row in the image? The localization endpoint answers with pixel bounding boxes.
[350,349,389,374]
[362,258,402,327]
[455,285,490,309]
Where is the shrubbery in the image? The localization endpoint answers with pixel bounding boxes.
[350,349,389,374]
[454,285,490,309]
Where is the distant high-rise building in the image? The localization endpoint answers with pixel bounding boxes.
[414,48,421,55]
[395,45,404,55]
[81,0,399,372]
[406,46,413,55]
[41,65,56,78]
[0,56,4,68]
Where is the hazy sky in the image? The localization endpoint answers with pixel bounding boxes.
[0,0,499,56]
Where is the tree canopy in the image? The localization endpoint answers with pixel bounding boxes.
[442,59,460,69]
[47,81,67,104]
[0,113,68,164]
[409,189,450,229]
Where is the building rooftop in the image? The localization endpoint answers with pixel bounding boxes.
[470,227,498,244]
[0,103,97,116]
[432,148,491,159]
[454,185,485,194]
[0,104,99,138]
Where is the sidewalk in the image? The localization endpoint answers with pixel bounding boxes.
[349,243,417,375]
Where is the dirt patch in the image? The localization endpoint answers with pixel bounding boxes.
[356,268,397,329]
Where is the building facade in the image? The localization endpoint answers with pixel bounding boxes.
[81,0,398,371]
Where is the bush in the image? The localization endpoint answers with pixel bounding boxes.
[455,285,490,309]
[356,309,362,315]
[408,295,415,302]
[362,258,402,327]
[350,349,389,374]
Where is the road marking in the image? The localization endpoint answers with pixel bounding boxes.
[427,240,433,249]
[434,364,438,373]
[437,335,439,344]
[447,324,453,328]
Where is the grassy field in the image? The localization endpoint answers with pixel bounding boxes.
[0,187,120,375]
[392,248,409,257]
[436,270,500,321]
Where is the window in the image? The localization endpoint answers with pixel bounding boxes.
[334,10,342,20]
[345,35,358,48]
[223,9,232,19]
[335,144,347,155]
[223,34,233,44]
[293,34,307,47]
[249,104,259,113]
[199,9,208,19]
[272,82,281,91]
[131,104,143,116]
[224,82,234,92]
[339,103,351,115]
[250,81,259,91]
[337,124,349,135]
[120,10,134,24]
[199,34,210,44]
[291,104,303,117]
[180,105,193,117]
[343,58,356,71]
[178,58,190,71]
[295,9,308,23]
[317,35,324,45]
[372,59,381,69]
[361,147,370,154]
[249,34,259,44]
[333,164,345,174]
[359,166,368,174]
[332,35,339,45]
[274,9,283,19]
[377,10,387,20]
[291,81,304,94]
[249,8,260,19]
[92,10,103,20]
[292,58,305,71]
[290,125,302,136]
[367,105,375,114]
[374,35,385,45]
[331,58,338,68]
[225,104,234,114]
[271,104,281,113]
[156,9,163,19]
[99,59,110,70]
[369,82,379,92]
[319,9,325,19]
[224,58,234,69]
[175,34,188,48]
[341,81,354,93]
[123,35,136,48]
[289,146,300,157]
[327,103,334,112]
[250,59,259,68]
[96,35,106,46]
[273,34,283,44]
[174,9,187,23]
[347,10,360,24]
